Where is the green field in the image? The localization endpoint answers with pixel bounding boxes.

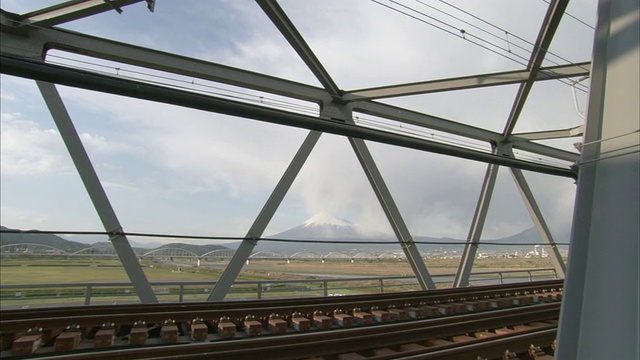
[1,259,221,285]
[0,256,557,284]
[0,257,559,308]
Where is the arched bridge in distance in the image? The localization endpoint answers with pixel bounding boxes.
[1,243,411,264]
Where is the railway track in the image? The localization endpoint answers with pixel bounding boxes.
[1,280,563,359]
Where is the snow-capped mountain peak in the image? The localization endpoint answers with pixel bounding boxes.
[303,211,352,227]
[268,212,361,240]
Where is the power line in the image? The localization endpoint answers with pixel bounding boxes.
[371,0,530,68]
[370,0,589,93]
[0,228,570,246]
[423,0,590,76]
[354,115,492,153]
[437,0,591,76]
[415,0,536,59]
[0,39,321,117]
[539,0,595,29]
[2,41,570,169]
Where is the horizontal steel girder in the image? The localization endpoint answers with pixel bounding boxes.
[512,125,584,141]
[0,54,576,178]
[345,62,590,101]
[0,25,579,164]
[0,22,331,102]
[16,0,147,28]
[353,102,580,163]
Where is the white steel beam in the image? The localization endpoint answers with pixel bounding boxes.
[208,130,322,301]
[332,102,435,289]
[0,26,580,164]
[453,162,499,288]
[36,81,157,304]
[557,0,639,357]
[509,165,567,277]
[16,0,147,28]
[502,0,570,136]
[349,136,436,290]
[0,25,331,103]
[0,54,578,179]
[511,125,584,141]
[257,0,341,96]
[355,101,580,163]
[345,62,590,101]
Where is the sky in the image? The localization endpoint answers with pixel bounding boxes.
[0,0,597,244]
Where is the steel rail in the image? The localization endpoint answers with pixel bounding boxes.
[0,280,563,325]
[400,328,557,360]
[20,303,561,360]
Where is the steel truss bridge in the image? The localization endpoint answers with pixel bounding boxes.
[0,0,637,358]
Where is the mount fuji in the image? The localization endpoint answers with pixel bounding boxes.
[267,211,371,240]
[258,212,567,254]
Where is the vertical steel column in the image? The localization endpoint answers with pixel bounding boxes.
[509,166,567,276]
[453,163,499,287]
[36,81,157,303]
[208,130,322,301]
[349,137,436,290]
[557,0,639,358]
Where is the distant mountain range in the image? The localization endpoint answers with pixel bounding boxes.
[261,212,568,254]
[0,226,229,255]
[1,213,568,255]
[0,226,89,253]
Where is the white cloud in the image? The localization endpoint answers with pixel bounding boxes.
[0,206,49,228]
[0,0,594,241]
[55,87,308,196]
[0,113,70,176]
[79,132,142,155]
[0,91,18,102]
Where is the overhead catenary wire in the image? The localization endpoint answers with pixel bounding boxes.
[2,40,572,168]
[437,0,592,74]
[415,0,589,79]
[0,18,321,116]
[369,0,589,93]
[539,0,595,29]
[1,41,525,161]
[0,228,571,246]
[354,112,573,168]
[354,115,492,153]
[370,0,531,68]
[0,41,321,117]
[44,53,320,116]
[0,8,580,254]
[415,0,538,60]
[2,15,581,169]
[2,11,589,97]
[50,58,493,154]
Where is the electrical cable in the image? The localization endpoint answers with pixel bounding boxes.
[539,0,595,29]
[354,115,492,153]
[1,17,578,167]
[2,42,501,158]
[370,0,530,68]
[370,0,588,93]
[0,228,570,246]
[2,45,568,168]
[0,42,321,117]
[438,0,592,75]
